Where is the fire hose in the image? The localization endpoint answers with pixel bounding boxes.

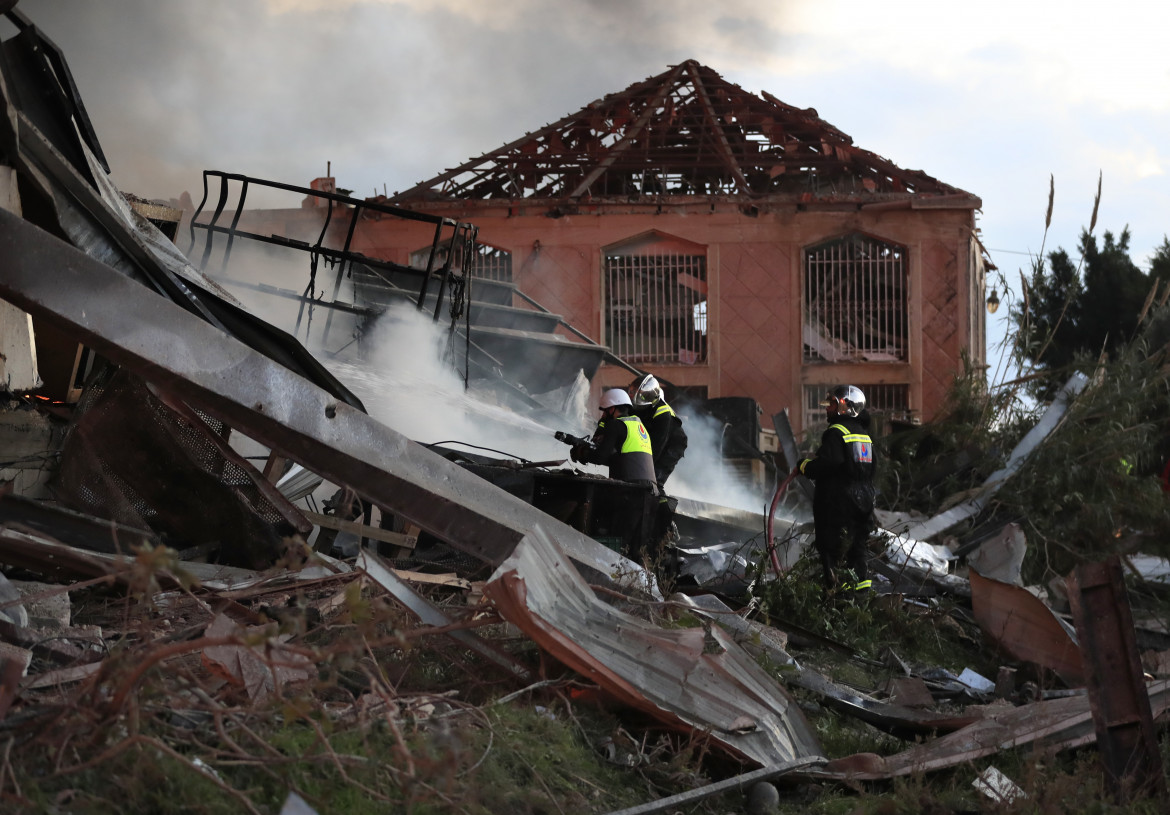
[764,467,799,578]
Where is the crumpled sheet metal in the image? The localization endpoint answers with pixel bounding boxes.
[969,568,1084,687]
[483,530,825,768]
[0,206,643,586]
[817,679,1170,781]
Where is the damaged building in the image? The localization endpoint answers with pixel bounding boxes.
[4,6,1170,813]
[214,59,991,438]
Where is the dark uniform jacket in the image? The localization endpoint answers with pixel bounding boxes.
[577,414,657,490]
[634,400,687,485]
[798,413,876,516]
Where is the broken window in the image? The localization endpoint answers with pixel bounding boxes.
[802,383,910,437]
[410,241,512,283]
[604,248,707,364]
[803,234,908,363]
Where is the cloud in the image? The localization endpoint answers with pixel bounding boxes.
[14,0,1170,295]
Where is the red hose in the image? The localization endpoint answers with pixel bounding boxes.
[764,468,799,578]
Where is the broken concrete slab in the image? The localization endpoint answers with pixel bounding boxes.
[8,579,69,628]
[0,570,27,627]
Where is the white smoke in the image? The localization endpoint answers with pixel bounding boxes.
[329,302,593,465]
[670,407,772,515]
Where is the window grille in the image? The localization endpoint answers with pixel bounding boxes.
[604,252,707,364]
[801,383,910,440]
[804,235,907,363]
[411,242,512,283]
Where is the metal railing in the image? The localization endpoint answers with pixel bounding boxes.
[187,171,479,342]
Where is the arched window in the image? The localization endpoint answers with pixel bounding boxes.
[803,234,907,363]
[604,236,707,364]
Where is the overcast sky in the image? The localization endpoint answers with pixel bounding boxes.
[16,0,1170,370]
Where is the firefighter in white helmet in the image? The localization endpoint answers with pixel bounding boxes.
[572,389,658,492]
[571,388,659,560]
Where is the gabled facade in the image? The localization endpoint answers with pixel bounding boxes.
[258,60,988,436]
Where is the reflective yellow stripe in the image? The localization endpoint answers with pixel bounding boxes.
[654,403,676,418]
[830,424,871,445]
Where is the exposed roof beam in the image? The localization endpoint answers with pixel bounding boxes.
[565,63,689,201]
[685,62,752,195]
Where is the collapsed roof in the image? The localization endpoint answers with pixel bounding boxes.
[390,59,978,206]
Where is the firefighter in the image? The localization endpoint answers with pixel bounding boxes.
[796,385,878,592]
[571,389,659,560]
[571,389,658,492]
[629,374,688,494]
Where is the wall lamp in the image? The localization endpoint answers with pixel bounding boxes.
[986,288,1000,314]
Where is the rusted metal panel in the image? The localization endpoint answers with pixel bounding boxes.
[1068,557,1168,802]
[969,568,1084,686]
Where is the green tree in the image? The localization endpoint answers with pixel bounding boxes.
[1149,235,1170,284]
[1014,227,1152,376]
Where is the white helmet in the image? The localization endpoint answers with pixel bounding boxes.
[599,388,632,409]
[632,374,664,407]
[822,385,866,418]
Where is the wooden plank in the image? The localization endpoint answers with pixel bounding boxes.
[22,661,102,690]
[391,569,470,591]
[819,680,1170,781]
[303,510,416,550]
